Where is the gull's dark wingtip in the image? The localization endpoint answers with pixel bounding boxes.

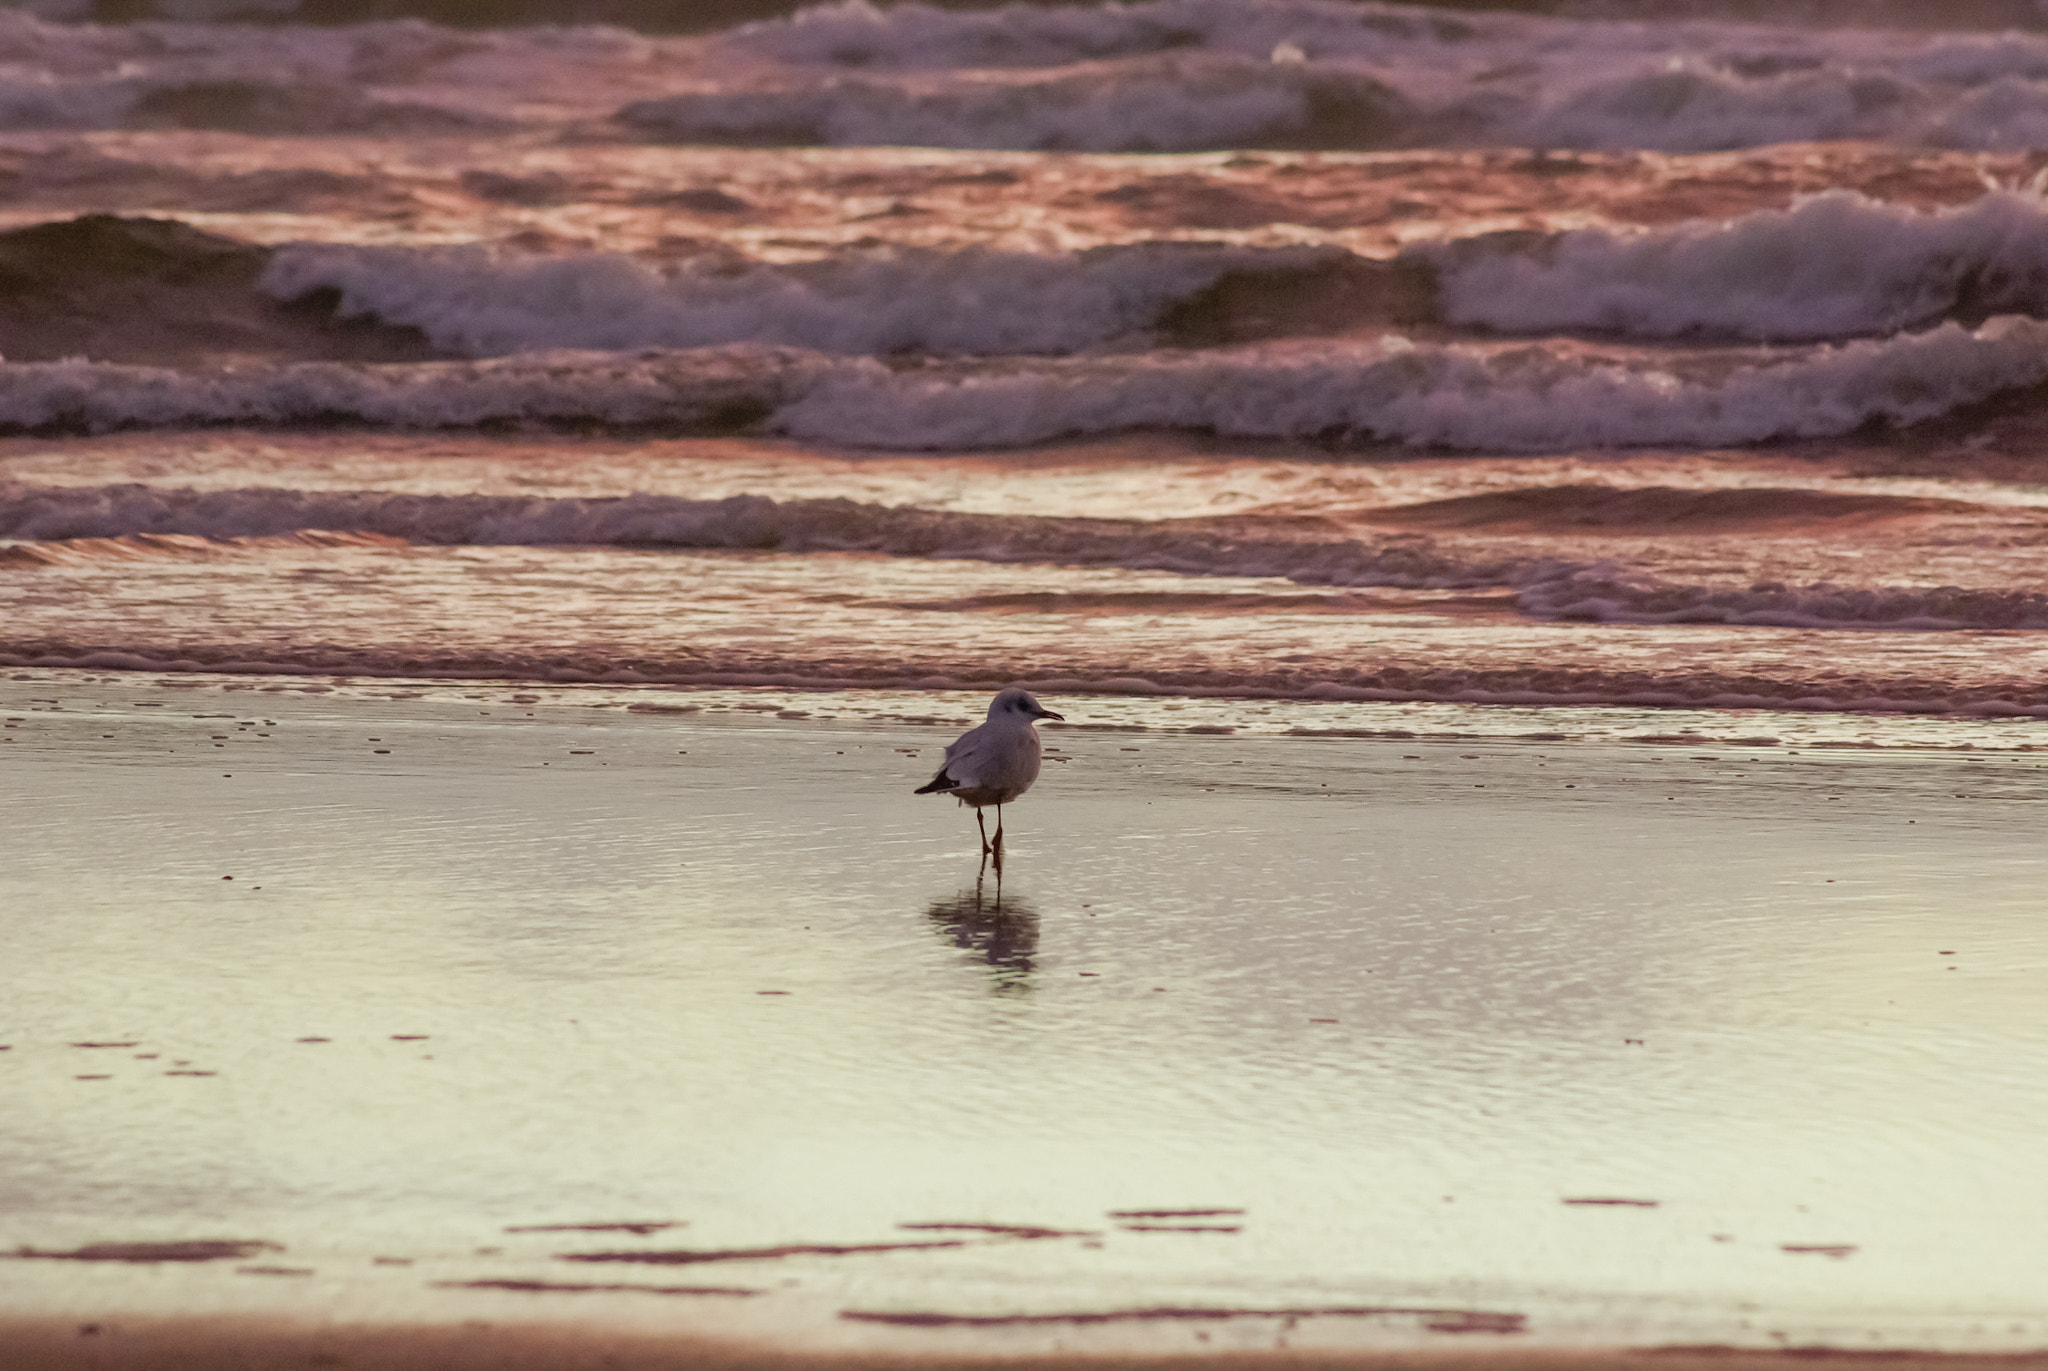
[914,772,957,795]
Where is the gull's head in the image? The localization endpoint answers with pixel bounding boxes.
[990,686,1063,723]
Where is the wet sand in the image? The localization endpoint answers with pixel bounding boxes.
[2,669,2045,1366]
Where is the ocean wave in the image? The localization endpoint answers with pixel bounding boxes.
[665,1,2048,154]
[1416,190,2048,342]
[0,528,406,565]
[0,347,823,431]
[771,320,2048,451]
[716,0,2048,86]
[1523,62,1930,153]
[258,240,1344,357]
[1364,483,1971,531]
[1518,568,2048,630]
[25,0,2048,40]
[619,52,2048,156]
[0,73,438,138]
[47,199,2048,368]
[0,483,1497,587]
[714,0,1490,70]
[6,482,2043,636]
[3,320,2045,449]
[0,10,618,133]
[15,642,2043,718]
[9,1,2048,151]
[11,1,2048,152]
[616,52,1416,153]
[231,198,2048,358]
[9,638,2044,718]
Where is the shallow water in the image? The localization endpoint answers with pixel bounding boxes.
[3,672,2044,1355]
[9,6,2048,704]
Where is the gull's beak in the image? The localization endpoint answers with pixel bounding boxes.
[1039,708,1065,722]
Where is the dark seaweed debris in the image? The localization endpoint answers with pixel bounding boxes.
[5,1240,281,1263]
[504,1221,682,1236]
[436,1278,759,1296]
[559,1239,969,1265]
[841,1305,1527,1334]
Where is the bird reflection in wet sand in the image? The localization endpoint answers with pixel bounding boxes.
[914,686,1063,874]
[925,883,1039,986]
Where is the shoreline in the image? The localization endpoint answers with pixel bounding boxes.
[6,649,2048,721]
[9,667,2048,748]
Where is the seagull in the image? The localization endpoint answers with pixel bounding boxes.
[914,687,1063,870]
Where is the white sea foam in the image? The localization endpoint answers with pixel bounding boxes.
[1419,190,2048,342]
[3,320,2044,450]
[261,192,2048,357]
[259,241,1337,357]
[771,319,2048,451]
[0,347,827,431]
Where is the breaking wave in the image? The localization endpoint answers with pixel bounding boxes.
[1518,567,2048,631]
[9,0,2048,152]
[713,0,1487,69]
[0,10,702,136]
[1417,190,2048,342]
[4,318,2046,450]
[616,54,1419,153]
[661,0,2048,154]
[0,347,825,431]
[258,241,1343,357]
[251,193,2048,364]
[771,321,2048,451]
[0,13,524,133]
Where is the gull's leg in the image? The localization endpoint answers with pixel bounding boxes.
[991,803,1005,874]
[975,805,993,858]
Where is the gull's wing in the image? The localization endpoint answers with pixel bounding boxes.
[913,720,988,794]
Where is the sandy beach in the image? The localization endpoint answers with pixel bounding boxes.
[4,669,2045,1366]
